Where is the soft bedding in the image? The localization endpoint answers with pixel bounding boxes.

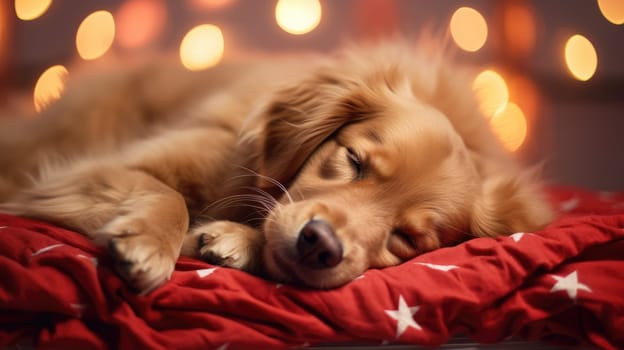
[0,187,623,350]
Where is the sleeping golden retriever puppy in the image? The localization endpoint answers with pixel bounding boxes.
[0,41,553,292]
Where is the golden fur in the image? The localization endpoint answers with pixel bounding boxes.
[0,41,553,292]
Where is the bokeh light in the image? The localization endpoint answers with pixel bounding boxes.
[33,65,68,113]
[0,3,8,62]
[507,74,539,126]
[188,0,236,10]
[564,34,598,81]
[450,7,488,52]
[502,2,536,58]
[15,0,52,21]
[76,10,116,60]
[597,0,624,25]
[179,24,224,71]
[472,70,509,118]
[490,102,527,152]
[116,0,166,49]
[275,0,322,35]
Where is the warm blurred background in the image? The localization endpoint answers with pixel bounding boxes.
[0,0,622,190]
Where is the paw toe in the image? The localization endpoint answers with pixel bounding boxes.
[106,235,174,294]
[200,250,229,266]
[198,232,216,246]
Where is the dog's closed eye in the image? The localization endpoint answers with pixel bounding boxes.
[345,147,363,180]
[386,228,421,260]
[392,228,418,249]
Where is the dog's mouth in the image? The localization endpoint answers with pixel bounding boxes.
[261,220,366,289]
[263,249,305,285]
[263,248,356,289]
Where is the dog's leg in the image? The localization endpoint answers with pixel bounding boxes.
[181,221,264,274]
[0,164,189,294]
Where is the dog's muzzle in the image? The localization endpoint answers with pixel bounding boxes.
[296,219,343,269]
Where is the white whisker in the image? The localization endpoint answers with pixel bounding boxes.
[233,165,295,204]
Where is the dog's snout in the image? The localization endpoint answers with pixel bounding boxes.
[297,220,343,269]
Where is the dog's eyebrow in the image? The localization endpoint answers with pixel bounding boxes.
[339,92,378,120]
[364,129,383,144]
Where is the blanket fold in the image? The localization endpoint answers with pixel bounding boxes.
[1,187,623,349]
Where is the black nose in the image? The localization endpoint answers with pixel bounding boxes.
[296,220,343,269]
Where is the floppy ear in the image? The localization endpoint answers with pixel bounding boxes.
[470,168,554,237]
[427,60,554,237]
[256,72,371,188]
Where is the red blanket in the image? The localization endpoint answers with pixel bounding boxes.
[1,187,623,349]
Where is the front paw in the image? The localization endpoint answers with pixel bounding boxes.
[182,221,263,273]
[97,215,182,294]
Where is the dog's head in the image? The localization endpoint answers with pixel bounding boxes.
[256,43,553,288]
